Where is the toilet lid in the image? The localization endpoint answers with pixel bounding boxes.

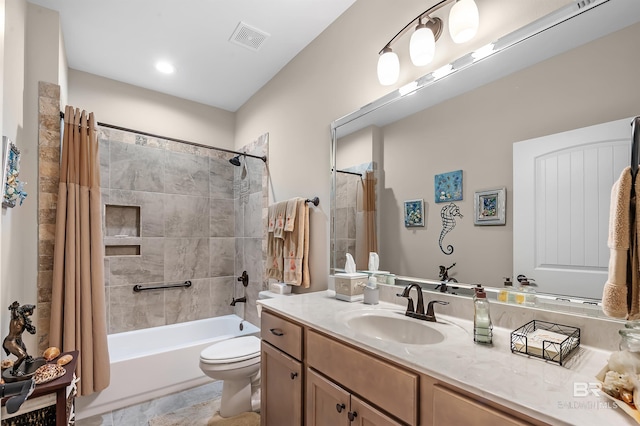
[200,336,260,364]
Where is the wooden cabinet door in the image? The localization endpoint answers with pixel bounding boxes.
[432,385,531,426]
[261,342,303,426]
[350,395,403,426]
[306,368,350,426]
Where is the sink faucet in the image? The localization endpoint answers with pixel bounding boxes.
[425,300,449,322]
[396,284,425,318]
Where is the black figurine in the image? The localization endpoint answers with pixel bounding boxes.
[2,302,36,376]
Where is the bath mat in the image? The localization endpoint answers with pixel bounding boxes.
[207,411,260,426]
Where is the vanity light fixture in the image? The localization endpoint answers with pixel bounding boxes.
[471,43,495,61]
[432,63,453,80]
[155,61,175,74]
[377,0,480,86]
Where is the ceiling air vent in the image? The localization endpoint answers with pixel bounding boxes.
[229,21,270,51]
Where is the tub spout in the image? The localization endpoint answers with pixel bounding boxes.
[230,297,246,306]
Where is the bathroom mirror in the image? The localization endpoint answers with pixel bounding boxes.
[330,0,640,304]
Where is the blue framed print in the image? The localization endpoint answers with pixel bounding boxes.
[434,170,462,203]
[404,199,424,227]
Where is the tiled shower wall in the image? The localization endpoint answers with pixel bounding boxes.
[99,128,267,334]
[332,163,373,273]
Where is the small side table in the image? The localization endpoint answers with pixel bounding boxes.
[1,350,79,426]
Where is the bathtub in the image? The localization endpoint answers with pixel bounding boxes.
[75,315,260,420]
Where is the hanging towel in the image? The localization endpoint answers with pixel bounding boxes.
[284,198,298,232]
[273,201,287,239]
[268,204,276,233]
[603,166,634,318]
[283,198,310,287]
[266,201,288,280]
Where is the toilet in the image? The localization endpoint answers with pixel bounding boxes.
[199,335,261,417]
[199,289,292,418]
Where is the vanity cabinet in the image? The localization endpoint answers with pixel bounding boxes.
[306,329,418,425]
[431,385,533,426]
[260,311,304,426]
[307,368,402,426]
[261,307,545,426]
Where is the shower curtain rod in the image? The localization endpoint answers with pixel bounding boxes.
[332,168,363,177]
[59,111,267,163]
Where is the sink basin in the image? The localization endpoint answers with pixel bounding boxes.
[344,310,446,345]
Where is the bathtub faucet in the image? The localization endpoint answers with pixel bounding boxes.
[230,297,246,306]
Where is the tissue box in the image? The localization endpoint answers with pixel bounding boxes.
[269,282,292,294]
[334,273,368,302]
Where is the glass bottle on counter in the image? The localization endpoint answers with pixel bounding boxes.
[474,286,493,345]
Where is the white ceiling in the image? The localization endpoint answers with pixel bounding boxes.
[27,0,356,112]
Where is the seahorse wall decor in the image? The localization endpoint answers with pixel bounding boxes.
[439,203,463,255]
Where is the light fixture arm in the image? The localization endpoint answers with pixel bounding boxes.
[378,0,453,54]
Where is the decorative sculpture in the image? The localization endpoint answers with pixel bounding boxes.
[439,203,463,255]
[439,263,457,282]
[2,301,40,380]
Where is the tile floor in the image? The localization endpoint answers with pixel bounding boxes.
[75,381,222,426]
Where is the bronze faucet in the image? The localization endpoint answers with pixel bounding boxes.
[397,284,449,322]
[397,284,425,318]
[425,300,449,322]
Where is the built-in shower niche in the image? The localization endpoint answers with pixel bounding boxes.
[104,204,141,256]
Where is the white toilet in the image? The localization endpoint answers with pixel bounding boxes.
[199,335,261,418]
[199,289,292,418]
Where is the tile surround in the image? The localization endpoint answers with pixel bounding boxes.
[99,127,269,334]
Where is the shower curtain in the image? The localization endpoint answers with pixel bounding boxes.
[356,171,378,270]
[50,106,110,395]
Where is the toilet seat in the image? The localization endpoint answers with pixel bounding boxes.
[200,336,260,365]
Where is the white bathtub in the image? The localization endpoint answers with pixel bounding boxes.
[75,315,260,420]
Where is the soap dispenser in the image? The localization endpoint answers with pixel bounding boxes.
[498,277,515,303]
[515,275,536,306]
[363,276,379,305]
[473,286,493,345]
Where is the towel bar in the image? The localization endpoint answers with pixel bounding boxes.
[133,281,192,292]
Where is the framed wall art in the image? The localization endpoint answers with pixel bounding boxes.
[2,137,27,208]
[404,199,424,227]
[474,188,506,225]
[434,170,463,203]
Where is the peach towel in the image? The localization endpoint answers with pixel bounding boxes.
[266,201,288,280]
[602,166,638,319]
[283,198,310,287]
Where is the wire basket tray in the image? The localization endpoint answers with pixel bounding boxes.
[510,320,580,366]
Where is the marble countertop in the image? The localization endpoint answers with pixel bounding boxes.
[258,290,634,426]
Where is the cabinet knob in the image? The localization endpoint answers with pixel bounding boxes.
[348,411,358,422]
[336,403,345,413]
[269,328,284,336]
[290,372,298,380]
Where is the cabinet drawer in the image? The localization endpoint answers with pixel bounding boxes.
[433,385,531,426]
[261,310,303,360]
[307,330,418,425]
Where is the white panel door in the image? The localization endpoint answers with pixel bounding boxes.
[513,118,632,299]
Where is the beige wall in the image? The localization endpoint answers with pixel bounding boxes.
[1,0,27,343]
[69,70,235,149]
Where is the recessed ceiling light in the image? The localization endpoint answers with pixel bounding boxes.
[155,61,175,74]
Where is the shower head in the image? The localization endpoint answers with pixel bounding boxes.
[229,155,241,166]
